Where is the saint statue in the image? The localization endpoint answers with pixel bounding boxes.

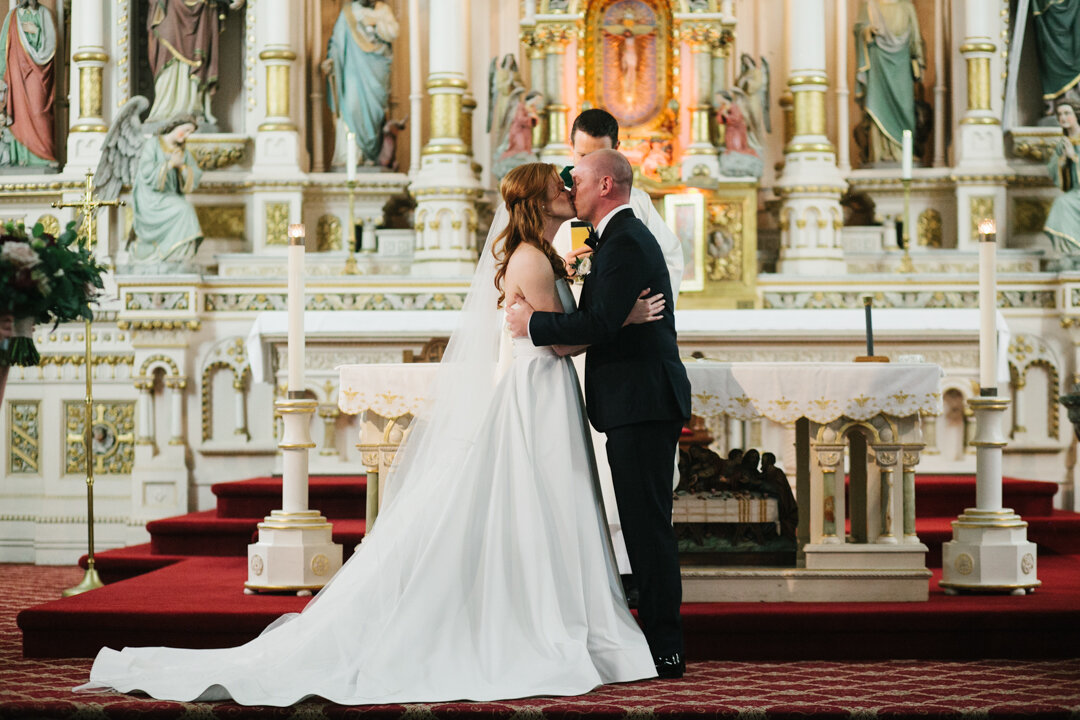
[1032,0,1080,116]
[0,0,56,169]
[95,97,204,269]
[146,0,244,129]
[323,0,399,169]
[487,54,544,180]
[853,0,926,165]
[1044,100,1080,256]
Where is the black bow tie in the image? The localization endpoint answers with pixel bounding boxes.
[585,228,600,250]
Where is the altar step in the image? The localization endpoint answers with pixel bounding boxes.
[211,474,367,519]
[26,553,1080,659]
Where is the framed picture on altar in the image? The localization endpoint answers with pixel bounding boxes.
[663,192,705,294]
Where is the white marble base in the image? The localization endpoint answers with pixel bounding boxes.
[245,510,343,592]
[940,509,1040,594]
[681,566,931,602]
[803,542,929,570]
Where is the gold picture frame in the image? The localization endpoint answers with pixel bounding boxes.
[664,192,706,294]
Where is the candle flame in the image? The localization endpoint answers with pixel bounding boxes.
[288,223,306,239]
[977,218,996,236]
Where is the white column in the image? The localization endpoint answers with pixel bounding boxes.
[953,0,1007,251]
[834,0,850,172]
[233,378,249,440]
[66,0,108,168]
[538,31,572,165]
[135,381,154,446]
[682,25,721,182]
[409,0,481,277]
[776,0,847,276]
[167,379,186,446]
[408,0,423,175]
[933,0,947,167]
[253,0,301,171]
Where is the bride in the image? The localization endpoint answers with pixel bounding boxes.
[77,162,667,706]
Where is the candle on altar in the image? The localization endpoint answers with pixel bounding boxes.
[978,218,997,393]
[901,129,913,180]
[863,296,874,356]
[287,223,306,392]
[347,133,357,183]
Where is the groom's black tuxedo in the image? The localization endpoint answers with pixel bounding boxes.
[529,207,690,660]
[530,208,691,431]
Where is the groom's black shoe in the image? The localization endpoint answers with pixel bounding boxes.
[654,652,685,679]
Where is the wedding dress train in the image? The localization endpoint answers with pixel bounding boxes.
[78,311,655,705]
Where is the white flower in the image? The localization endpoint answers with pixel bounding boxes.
[31,268,50,296]
[54,269,64,277]
[574,255,592,279]
[1,241,40,269]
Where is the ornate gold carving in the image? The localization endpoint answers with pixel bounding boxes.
[792,89,828,139]
[77,64,104,120]
[1011,132,1062,162]
[317,214,343,252]
[125,291,191,311]
[917,209,942,248]
[36,214,60,236]
[195,205,246,239]
[261,61,293,124]
[9,401,39,474]
[38,354,134,368]
[430,93,463,141]
[706,202,744,282]
[965,56,991,112]
[311,553,330,576]
[265,203,290,246]
[186,138,250,171]
[138,354,180,379]
[970,196,995,242]
[1013,197,1052,234]
[117,320,200,332]
[65,401,136,475]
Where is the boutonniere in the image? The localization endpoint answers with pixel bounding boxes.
[571,254,592,283]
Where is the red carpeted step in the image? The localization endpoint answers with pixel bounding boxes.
[77,543,186,585]
[148,510,368,558]
[20,554,1080,660]
[212,475,367,520]
[914,474,1057,517]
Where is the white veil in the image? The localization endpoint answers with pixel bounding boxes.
[377,202,510,515]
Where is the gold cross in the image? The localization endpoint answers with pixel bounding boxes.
[51,170,124,252]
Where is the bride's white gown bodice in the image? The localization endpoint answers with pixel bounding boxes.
[79,288,654,706]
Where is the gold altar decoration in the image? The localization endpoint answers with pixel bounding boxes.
[65,401,136,475]
[8,401,40,474]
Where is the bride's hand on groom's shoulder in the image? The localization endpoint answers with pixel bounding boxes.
[505,293,534,338]
[563,247,593,276]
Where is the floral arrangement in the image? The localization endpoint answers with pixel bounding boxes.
[0,220,106,366]
[570,253,592,283]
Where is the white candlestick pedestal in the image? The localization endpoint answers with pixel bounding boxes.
[246,225,342,594]
[939,398,1040,595]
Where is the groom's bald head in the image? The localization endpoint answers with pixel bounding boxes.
[569,149,633,226]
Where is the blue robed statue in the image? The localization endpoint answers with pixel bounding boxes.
[322,0,399,170]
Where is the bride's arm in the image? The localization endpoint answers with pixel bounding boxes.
[506,248,583,357]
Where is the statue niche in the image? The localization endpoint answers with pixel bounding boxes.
[584,0,674,158]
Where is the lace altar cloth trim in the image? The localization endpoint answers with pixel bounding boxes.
[337,363,439,417]
[686,361,944,424]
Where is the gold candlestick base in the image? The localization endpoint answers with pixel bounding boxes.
[897,250,916,274]
[63,566,104,597]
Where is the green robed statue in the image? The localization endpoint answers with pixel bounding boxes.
[1031,0,1080,116]
[1045,100,1080,258]
[854,0,926,165]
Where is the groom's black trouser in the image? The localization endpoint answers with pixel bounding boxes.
[605,419,684,658]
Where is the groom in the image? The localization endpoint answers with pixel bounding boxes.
[505,149,691,679]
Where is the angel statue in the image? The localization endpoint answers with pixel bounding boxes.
[95,96,204,270]
[487,54,545,180]
[146,0,245,130]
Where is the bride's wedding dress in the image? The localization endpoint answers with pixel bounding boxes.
[77,280,655,706]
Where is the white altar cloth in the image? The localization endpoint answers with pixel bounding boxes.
[246,311,460,384]
[684,361,944,424]
[337,363,439,417]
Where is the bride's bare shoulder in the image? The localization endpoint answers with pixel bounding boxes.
[505,242,555,280]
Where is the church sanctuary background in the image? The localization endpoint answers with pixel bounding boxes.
[4,0,1080,626]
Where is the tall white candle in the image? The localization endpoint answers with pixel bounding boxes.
[978,218,997,391]
[347,132,358,182]
[524,0,535,22]
[901,129,913,180]
[287,224,306,392]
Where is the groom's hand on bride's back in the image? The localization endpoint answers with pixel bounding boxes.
[505,293,535,338]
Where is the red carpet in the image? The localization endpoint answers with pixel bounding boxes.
[4,565,1079,719]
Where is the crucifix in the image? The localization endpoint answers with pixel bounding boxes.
[52,170,124,597]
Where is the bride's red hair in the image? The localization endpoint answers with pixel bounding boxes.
[493,163,568,307]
